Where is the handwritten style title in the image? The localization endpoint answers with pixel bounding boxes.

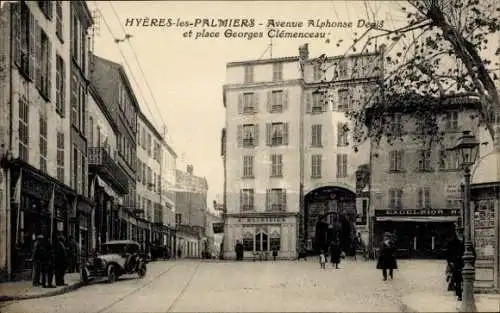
[124,18,384,40]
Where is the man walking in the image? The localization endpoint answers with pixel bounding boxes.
[32,235,45,286]
[54,234,67,286]
[41,236,54,288]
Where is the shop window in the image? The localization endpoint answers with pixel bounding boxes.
[255,232,268,252]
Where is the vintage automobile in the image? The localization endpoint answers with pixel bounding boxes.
[80,240,147,284]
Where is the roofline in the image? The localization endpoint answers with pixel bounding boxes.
[227,56,299,67]
[138,109,164,141]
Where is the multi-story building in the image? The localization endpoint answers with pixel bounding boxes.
[0,1,93,280]
[87,81,129,252]
[160,132,177,253]
[175,165,208,258]
[90,55,142,242]
[221,44,383,259]
[136,110,174,251]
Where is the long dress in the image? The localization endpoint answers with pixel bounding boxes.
[376,240,398,270]
[330,242,341,264]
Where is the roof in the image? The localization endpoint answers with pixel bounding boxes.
[227,56,299,67]
[472,151,500,185]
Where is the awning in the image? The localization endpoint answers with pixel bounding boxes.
[376,216,459,222]
[97,176,123,204]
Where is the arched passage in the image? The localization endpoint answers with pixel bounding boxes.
[304,186,356,255]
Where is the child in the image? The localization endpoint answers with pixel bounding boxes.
[319,251,326,269]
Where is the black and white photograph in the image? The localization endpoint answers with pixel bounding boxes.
[0,0,499,312]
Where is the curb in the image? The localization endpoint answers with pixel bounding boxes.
[0,281,83,302]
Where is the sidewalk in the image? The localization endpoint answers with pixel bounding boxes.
[401,292,500,312]
[0,272,82,302]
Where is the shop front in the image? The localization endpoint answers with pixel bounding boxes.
[373,208,460,259]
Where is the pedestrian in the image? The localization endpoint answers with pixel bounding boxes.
[67,236,77,273]
[319,250,326,269]
[54,234,67,286]
[329,237,341,269]
[272,247,278,261]
[376,232,398,281]
[31,234,45,286]
[177,247,182,259]
[41,237,55,288]
[234,240,244,261]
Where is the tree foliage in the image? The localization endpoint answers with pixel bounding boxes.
[320,0,500,148]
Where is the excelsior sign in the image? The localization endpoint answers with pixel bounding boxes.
[375,208,460,216]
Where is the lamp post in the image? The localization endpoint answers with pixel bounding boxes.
[449,130,480,313]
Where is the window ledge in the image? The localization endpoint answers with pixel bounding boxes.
[242,176,255,179]
[270,174,283,178]
[311,144,323,148]
[388,170,406,174]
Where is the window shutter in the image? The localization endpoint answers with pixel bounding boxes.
[47,39,52,100]
[399,150,404,170]
[343,155,347,176]
[61,59,66,116]
[322,95,328,112]
[238,94,243,114]
[424,188,430,207]
[266,123,272,146]
[336,154,341,175]
[254,124,259,146]
[29,12,36,80]
[389,151,395,171]
[253,92,259,113]
[237,125,243,147]
[337,123,341,145]
[283,123,289,145]
[306,91,312,113]
[281,189,287,211]
[240,190,243,211]
[270,154,273,175]
[35,24,42,90]
[12,3,21,66]
[417,188,423,208]
[283,90,288,111]
[267,91,272,112]
[266,189,271,211]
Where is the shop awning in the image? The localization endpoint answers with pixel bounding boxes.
[376,216,459,222]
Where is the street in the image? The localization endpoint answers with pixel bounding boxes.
[0,258,455,313]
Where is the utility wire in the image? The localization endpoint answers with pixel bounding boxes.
[93,1,157,130]
[108,1,167,132]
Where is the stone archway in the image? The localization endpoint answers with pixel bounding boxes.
[304,186,356,255]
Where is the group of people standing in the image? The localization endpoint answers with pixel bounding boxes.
[32,233,77,288]
[319,236,344,269]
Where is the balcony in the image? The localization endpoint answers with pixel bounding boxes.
[88,147,129,195]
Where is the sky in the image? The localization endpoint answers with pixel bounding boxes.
[85,0,498,210]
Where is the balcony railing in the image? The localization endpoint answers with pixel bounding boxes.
[88,147,129,195]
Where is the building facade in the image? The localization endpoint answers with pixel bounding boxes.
[160,134,177,253]
[0,1,93,280]
[221,44,383,259]
[90,55,142,244]
[175,165,208,258]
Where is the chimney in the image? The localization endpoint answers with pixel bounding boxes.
[299,44,309,61]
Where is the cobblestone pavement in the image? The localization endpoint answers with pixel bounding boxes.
[0,258,490,313]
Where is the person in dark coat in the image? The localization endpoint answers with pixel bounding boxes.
[41,237,55,288]
[329,237,342,269]
[67,236,78,273]
[32,235,45,286]
[54,235,67,286]
[234,240,244,261]
[445,227,476,301]
[376,232,398,280]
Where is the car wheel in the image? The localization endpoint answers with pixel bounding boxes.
[80,267,89,285]
[138,264,147,278]
[107,265,117,283]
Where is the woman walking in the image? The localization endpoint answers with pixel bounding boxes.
[376,232,398,280]
[329,237,342,269]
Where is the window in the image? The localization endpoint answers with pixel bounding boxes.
[243,156,254,178]
[439,149,458,170]
[389,150,404,172]
[312,92,323,112]
[40,31,52,99]
[78,84,85,132]
[244,65,254,83]
[270,90,285,112]
[389,189,403,209]
[390,114,403,135]
[18,92,29,162]
[255,232,268,252]
[55,1,63,41]
[238,124,258,147]
[267,189,286,211]
[81,153,86,197]
[56,132,64,182]
[313,63,322,81]
[445,111,459,130]
[12,2,31,78]
[311,124,322,146]
[71,75,78,127]
[338,90,349,111]
[39,115,48,173]
[417,188,431,209]
[38,1,53,20]
[88,117,94,147]
[72,146,79,190]
[147,133,152,156]
[311,155,321,178]
[242,93,255,113]
[55,55,65,116]
[175,213,182,225]
[243,233,254,251]
[270,232,281,251]
[337,123,348,146]
[417,149,432,171]
[337,154,348,178]
[273,62,283,81]
[271,154,283,177]
[266,123,288,146]
[337,60,347,78]
[240,189,254,211]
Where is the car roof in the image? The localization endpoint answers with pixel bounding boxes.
[103,240,139,246]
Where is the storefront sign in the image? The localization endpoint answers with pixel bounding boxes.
[375,208,460,216]
[240,217,285,224]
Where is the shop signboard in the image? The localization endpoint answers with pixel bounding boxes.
[375,208,460,216]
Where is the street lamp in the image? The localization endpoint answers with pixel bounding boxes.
[449,130,480,312]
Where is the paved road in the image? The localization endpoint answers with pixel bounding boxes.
[0,258,450,312]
